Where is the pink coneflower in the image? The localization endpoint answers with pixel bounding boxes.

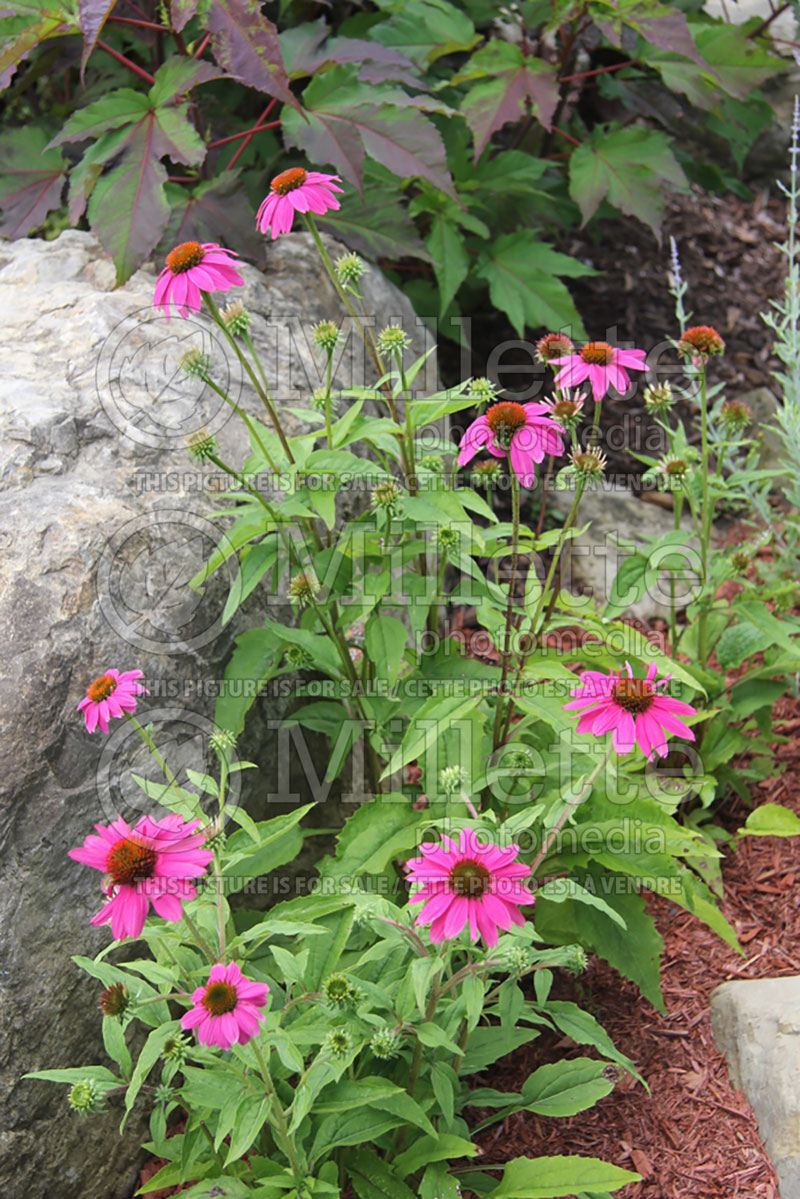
[550,341,647,402]
[457,401,565,487]
[69,814,213,940]
[405,828,535,947]
[77,669,148,734]
[564,661,697,760]
[154,241,244,320]
[181,961,270,1050]
[256,167,343,239]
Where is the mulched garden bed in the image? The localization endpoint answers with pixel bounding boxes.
[469,692,800,1199]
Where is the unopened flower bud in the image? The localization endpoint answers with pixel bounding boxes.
[370,1027,400,1059]
[469,377,499,410]
[289,571,320,607]
[187,428,218,463]
[439,764,467,795]
[99,983,129,1019]
[643,382,674,413]
[312,320,340,354]
[471,460,502,488]
[322,973,360,1007]
[68,1080,102,1115]
[720,400,752,432]
[437,527,459,556]
[536,333,575,363]
[285,644,314,668]
[371,480,402,513]
[162,1033,189,1064]
[179,347,211,381]
[335,251,366,288]
[419,454,444,472]
[220,300,251,336]
[323,1029,351,1059]
[377,326,410,360]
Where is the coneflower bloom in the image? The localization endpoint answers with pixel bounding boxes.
[564,661,697,760]
[69,814,213,940]
[677,325,725,363]
[550,341,647,402]
[256,167,343,239]
[181,961,270,1050]
[457,401,565,487]
[535,332,575,363]
[405,828,535,947]
[154,242,243,320]
[77,669,147,734]
[542,389,586,427]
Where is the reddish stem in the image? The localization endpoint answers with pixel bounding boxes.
[97,39,156,84]
[107,15,169,32]
[559,58,636,83]
[225,99,278,170]
[193,33,211,58]
[551,125,581,147]
[207,120,280,150]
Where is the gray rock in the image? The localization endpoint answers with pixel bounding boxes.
[737,386,788,478]
[547,482,702,623]
[711,976,800,1198]
[0,229,433,1199]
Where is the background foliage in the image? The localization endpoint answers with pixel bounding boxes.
[0,0,787,335]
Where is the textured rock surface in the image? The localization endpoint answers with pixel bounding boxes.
[711,976,800,1198]
[0,229,433,1199]
[548,484,704,623]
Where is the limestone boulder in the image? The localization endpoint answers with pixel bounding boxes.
[0,229,433,1199]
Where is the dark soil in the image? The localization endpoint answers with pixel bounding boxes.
[440,185,788,487]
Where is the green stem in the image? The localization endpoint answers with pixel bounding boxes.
[203,376,278,474]
[529,743,615,877]
[492,468,521,750]
[202,292,295,466]
[180,910,217,965]
[124,712,179,790]
[252,1040,304,1184]
[395,983,441,1152]
[531,481,585,634]
[698,366,711,667]
[323,350,334,450]
[304,214,413,482]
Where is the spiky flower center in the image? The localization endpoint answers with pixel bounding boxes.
[551,398,580,418]
[106,838,157,887]
[486,402,527,448]
[612,677,654,714]
[166,241,205,275]
[678,325,724,358]
[87,673,117,703]
[99,983,128,1017]
[664,457,688,477]
[536,333,575,362]
[580,341,614,366]
[271,167,308,195]
[450,858,491,897]
[202,981,238,1015]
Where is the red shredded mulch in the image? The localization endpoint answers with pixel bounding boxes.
[471,693,800,1199]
